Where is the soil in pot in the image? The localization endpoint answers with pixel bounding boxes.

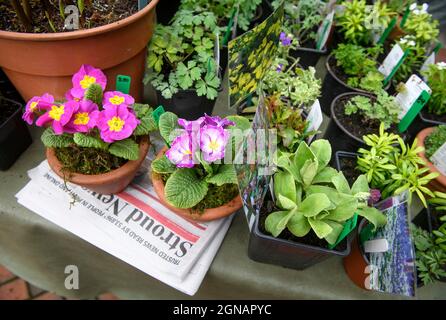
[257,194,347,253]
[337,155,361,186]
[0,0,139,33]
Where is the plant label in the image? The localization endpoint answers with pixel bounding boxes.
[116,75,131,94]
[395,74,431,132]
[420,42,442,79]
[152,105,166,126]
[375,17,397,45]
[378,44,409,86]
[364,239,389,253]
[137,0,148,10]
[315,10,334,51]
[305,99,323,143]
[431,142,446,176]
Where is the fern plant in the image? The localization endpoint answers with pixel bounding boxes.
[145,8,221,100]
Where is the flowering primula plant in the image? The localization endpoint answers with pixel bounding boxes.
[151,112,250,210]
[23,64,157,172]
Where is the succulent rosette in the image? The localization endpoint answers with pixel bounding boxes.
[35,100,77,134]
[103,91,135,109]
[96,104,139,143]
[200,125,229,163]
[63,100,100,134]
[72,64,107,93]
[22,93,54,125]
[165,132,197,168]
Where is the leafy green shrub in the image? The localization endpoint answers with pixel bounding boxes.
[422,62,446,115]
[344,91,401,129]
[393,35,428,83]
[357,124,439,207]
[425,125,446,159]
[145,9,221,99]
[265,139,386,245]
[404,3,439,44]
[333,43,384,93]
[335,0,394,46]
[272,0,325,46]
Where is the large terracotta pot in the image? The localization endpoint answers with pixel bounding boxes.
[47,136,150,195]
[0,0,159,102]
[151,147,243,222]
[416,127,446,193]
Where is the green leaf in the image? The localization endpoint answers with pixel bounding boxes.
[277,194,297,210]
[164,169,208,209]
[206,164,238,186]
[151,155,176,174]
[109,138,139,160]
[351,174,370,195]
[300,159,319,187]
[84,83,103,105]
[299,193,332,218]
[325,199,358,222]
[324,221,344,245]
[41,127,73,148]
[134,114,157,136]
[265,209,296,237]
[312,167,339,184]
[73,133,108,150]
[287,212,312,237]
[274,171,296,205]
[308,218,333,239]
[332,172,351,194]
[225,115,251,131]
[358,207,387,229]
[159,112,181,144]
[309,139,332,171]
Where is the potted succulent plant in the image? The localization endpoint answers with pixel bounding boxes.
[150,111,249,221]
[248,139,387,270]
[323,90,402,157]
[416,126,446,193]
[269,0,327,68]
[320,43,390,116]
[23,64,156,194]
[0,0,159,101]
[145,8,222,120]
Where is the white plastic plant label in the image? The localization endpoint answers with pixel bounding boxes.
[431,142,446,176]
[306,99,323,143]
[315,10,334,50]
[395,74,431,119]
[364,239,389,253]
[378,44,407,84]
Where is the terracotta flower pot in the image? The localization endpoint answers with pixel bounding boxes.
[46,136,150,195]
[0,0,159,102]
[151,147,243,222]
[388,16,405,42]
[416,127,446,193]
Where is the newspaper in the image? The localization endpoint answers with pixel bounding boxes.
[15,146,234,295]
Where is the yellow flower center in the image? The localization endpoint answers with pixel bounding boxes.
[109,95,125,105]
[209,140,220,151]
[182,149,192,155]
[30,101,39,112]
[73,112,90,125]
[48,105,65,121]
[107,116,125,132]
[80,75,96,89]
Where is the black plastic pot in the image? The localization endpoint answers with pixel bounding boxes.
[155,0,180,25]
[156,89,219,120]
[0,69,23,103]
[0,97,32,170]
[320,54,390,117]
[248,212,352,270]
[220,45,228,75]
[290,47,327,69]
[407,110,446,142]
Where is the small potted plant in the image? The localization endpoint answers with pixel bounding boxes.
[145,8,222,120]
[323,90,401,157]
[23,64,156,195]
[269,0,327,68]
[416,125,446,193]
[320,43,389,116]
[248,139,387,270]
[150,111,249,221]
[409,62,446,137]
[0,0,159,100]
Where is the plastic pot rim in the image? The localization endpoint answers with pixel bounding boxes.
[0,97,23,129]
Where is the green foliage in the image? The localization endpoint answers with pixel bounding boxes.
[108,138,140,161]
[265,95,311,153]
[164,168,209,208]
[333,43,384,93]
[344,91,401,129]
[84,83,103,106]
[422,63,446,115]
[205,164,238,186]
[132,104,158,136]
[425,125,446,159]
[145,9,221,100]
[357,124,439,207]
[336,0,394,46]
[41,127,73,148]
[272,0,325,45]
[158,112,181,145]
[73,133,108,150]
[393,35,427,83]
[265,139,386,245]
[429,191,446,211]
[411,223,446,285]
[404,5,439,44]
[151,155,176,174]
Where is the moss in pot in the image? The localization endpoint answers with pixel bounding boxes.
[150,111,250,222]
[23,64,157,195]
